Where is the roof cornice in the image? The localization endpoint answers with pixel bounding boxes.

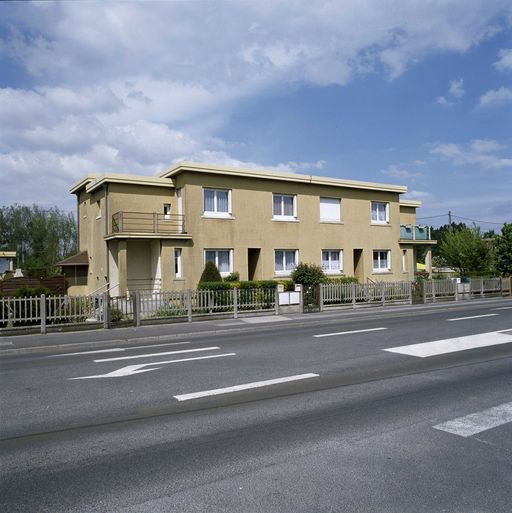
[399,199,422,208]
[161,161,407,194]
[70,173,174,194]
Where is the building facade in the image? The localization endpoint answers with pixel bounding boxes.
[66,162,435,296]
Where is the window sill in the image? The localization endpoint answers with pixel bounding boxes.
[324,271,343,275]
[274,272,293,277]
[370,222,391,226]
[372,270,392,274]
[202,214,235,220]
[272,217,299,223]
[320,220,343,224]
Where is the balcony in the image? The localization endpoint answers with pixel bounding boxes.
[109,211,189,239]
[400,224,435,242]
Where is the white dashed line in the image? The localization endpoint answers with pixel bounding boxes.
[314,327,387,338]
[447,313,498,321]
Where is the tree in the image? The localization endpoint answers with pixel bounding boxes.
[439,226,494,278]
[0,204,77,277]
[494,223,512,276]
[291,262,325,287]
[198,261,222,284]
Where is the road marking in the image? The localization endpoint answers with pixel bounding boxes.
[384,330,512,358]
[447,313,498,321]
[433,401,512,437]
[69,353,236,379]
[493,306,512,311]
[94,346,220,363]
[123,341,190,350]
[314,327,387,338]
[174,373,319,401]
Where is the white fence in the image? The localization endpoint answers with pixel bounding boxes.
[321,281,413,309]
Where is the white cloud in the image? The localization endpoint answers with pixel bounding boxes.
[437,78,465,107]
[404,190,433,200]
[430,139,512,169]
[478,86,512,108]
[381,164,422,180]
[493,48,512,71]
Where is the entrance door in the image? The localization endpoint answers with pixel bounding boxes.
[353,249,364,282]
[247,248,261,281]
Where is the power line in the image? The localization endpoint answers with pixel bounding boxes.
[451,214,509,227]
[416,214,447,220]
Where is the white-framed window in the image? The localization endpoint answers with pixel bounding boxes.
[163,203,171,219]
[322,250,343,274]
[402,249,407,273]
[273,194,297,220]
[274,250,298,275]
[174,248,182,278]
[204,249,233,276]
[320,197,341,222]
[95,200,102,220]
[203,188,231,217]
[371,201,389,224]
[373,250,391,272]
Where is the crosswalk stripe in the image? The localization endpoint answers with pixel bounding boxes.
[433,401,512,437]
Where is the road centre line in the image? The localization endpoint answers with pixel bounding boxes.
[492,306,512,311]
[94,346,220,363]
[433,401,512,437]
[447,313,498,321]
[314,327,387,338]
[70,353,236,379]
[174,373,319,401]
[384,330,512,358]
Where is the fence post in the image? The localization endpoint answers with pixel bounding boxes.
[351,283,356,309]
[499,277,503,297]
[103,292,110,329]
[40,294,47,335]
[275,286,280,315]
[233,287,238,319]
[480,278,484,298]
[319,283,324,312]
[432,280,436,303]
[408,281,412,304]
[133,291,141,327]
[186,289,192,322]
[422,280,426,304]
[454,281,459,301]
[381,282,385,306]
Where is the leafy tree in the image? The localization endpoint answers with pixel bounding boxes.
[0,204,77,277]
[494,223,512,276]
[291,262,325,287]
[439,226,494,278]
[198,261,222,284]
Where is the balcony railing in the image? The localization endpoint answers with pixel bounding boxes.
[111,211,185,235]
[400,224,431,241]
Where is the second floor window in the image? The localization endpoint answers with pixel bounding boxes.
[273,194,296,219]
[320,197,341,222]
[203,188,231,217]
[371,201,389,224]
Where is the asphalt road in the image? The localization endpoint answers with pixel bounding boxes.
[1,299,511,512]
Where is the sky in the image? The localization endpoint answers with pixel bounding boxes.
[0,0,511,229]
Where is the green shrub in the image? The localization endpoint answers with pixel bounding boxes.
[278,279,295,291]
[197,281,232,291]
[291,263,325,287]
[223,271,240,282]
[14,286,51,298]
[198,261,222,284]
[323,275,359,284]
[109,308,123,323]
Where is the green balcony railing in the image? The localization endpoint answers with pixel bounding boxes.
[400,224,431,241]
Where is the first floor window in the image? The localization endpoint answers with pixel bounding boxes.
[274,250,297,274]
[273,194,296,219]
[204,249,232,275]
[174,248,182,278]
[203,188,231,216]
[371,201,389,224]
[322,250,342,273]
[320,197,341,222]
[402,249,407,272]
[373,250,391,272]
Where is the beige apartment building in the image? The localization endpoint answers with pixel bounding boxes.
[63,162,435,296]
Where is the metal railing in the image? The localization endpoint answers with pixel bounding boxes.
[321,281,412,309]
[111,211,185,235]
[400,224,432,241]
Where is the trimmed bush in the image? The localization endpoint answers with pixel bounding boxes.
[291,263,325,287]
[324,275,359,284]
[14,286,51,298]
[197,281,232,291]
[223,272,240,282]
[198,262,222,284]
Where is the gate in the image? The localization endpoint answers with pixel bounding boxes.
[303,285,321,313]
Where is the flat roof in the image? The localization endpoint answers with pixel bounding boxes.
[161,161,408,194]
[70,173,174,194]
[399,199,422,208]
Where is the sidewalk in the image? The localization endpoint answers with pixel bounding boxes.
[1,297,510,356]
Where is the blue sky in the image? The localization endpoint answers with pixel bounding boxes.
[0,1,511,229]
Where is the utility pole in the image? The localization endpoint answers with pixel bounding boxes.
[448,211,452,230]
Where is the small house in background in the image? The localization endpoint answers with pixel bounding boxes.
[57,251,89,295]
[0,251,16,277]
